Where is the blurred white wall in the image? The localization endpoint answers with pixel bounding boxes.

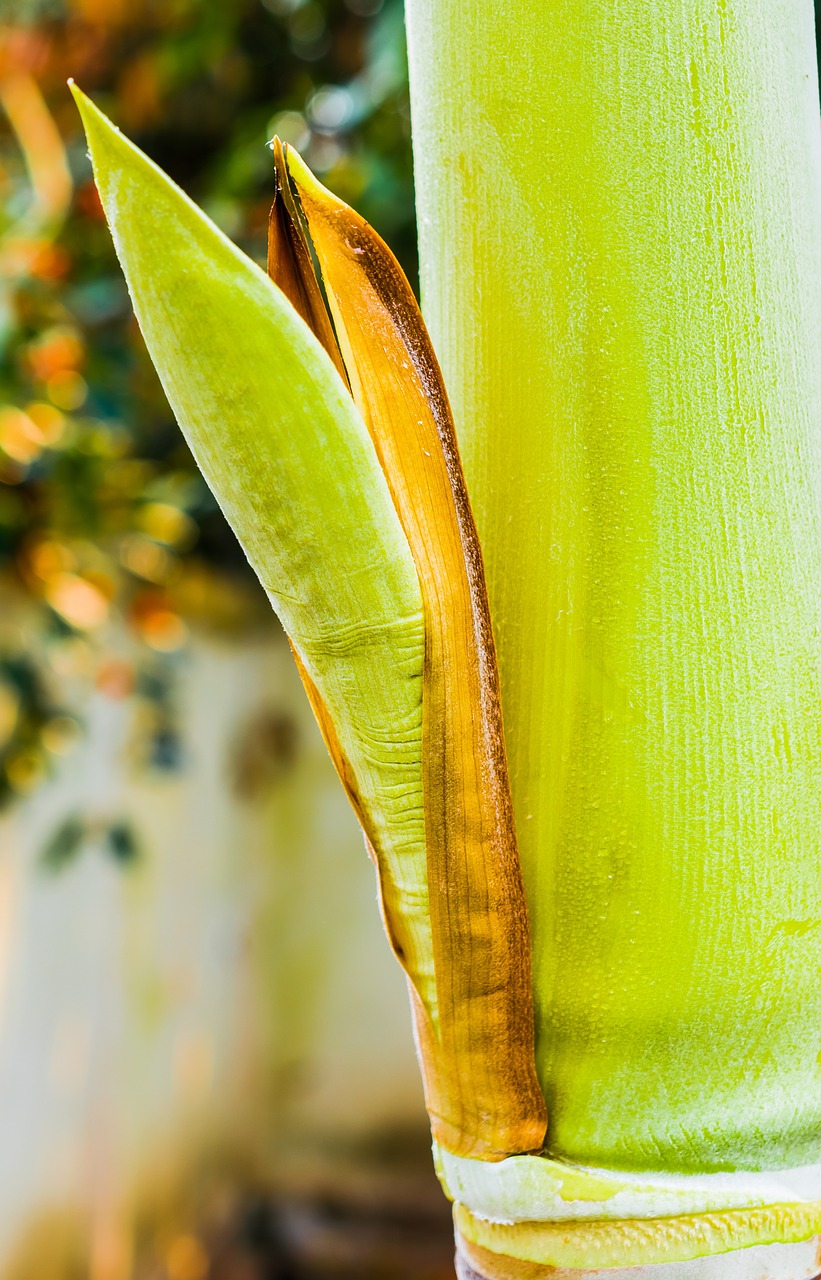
[0,624,427,1277]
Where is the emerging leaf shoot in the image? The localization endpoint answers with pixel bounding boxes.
[72,84,546,1161]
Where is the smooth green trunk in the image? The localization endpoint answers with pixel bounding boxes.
[406,0,821,1173]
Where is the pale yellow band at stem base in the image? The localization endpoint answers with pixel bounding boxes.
[456,1230,821,1280]
[452,1200,821,1277]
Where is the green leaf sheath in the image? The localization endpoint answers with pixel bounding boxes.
[406,0,821,1171]
[71,86,437,1026]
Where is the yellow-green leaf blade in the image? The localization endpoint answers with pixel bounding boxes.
[71,84,437,1025]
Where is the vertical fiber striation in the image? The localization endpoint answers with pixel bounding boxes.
[407,0,821,1172]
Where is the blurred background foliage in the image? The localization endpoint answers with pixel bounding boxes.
[0,0,415,815]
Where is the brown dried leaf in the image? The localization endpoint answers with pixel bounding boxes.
[268,145,547,1160]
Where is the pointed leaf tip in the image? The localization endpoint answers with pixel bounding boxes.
[69,80,112,150]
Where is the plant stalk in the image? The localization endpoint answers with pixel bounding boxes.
[407,0,821,1174]
[407,0,821,1269]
